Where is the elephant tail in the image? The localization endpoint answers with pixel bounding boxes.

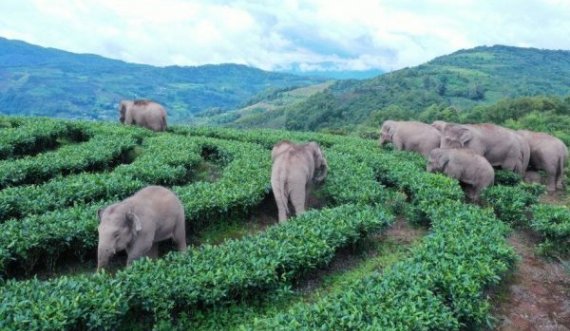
[273,165,289,217]
[557,152,565,182]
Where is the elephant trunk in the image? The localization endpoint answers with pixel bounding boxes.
[97,243,115,271]
[314,162,328,183]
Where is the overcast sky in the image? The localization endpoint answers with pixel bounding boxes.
[1,0,569,72]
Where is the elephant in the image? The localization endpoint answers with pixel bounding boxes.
[97,185,186,270]
[516,130,568,192]
[435,122,530,176]
[119,99,167,132]
[427,148,495,202]
[379,120,441,157]
[271,140,328,223]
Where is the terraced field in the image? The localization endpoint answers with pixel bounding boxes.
[0,116,567,330]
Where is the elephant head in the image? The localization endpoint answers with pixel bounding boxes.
[97,203,142,270]
[118,100,133,124]
[426,148,450,173]
[379,120,397,146]
[441,124,472,149]
[307,141,328,183]
[271,140,294,162]
[431,120,448,132]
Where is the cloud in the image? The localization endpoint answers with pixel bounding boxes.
[0,0,569,72]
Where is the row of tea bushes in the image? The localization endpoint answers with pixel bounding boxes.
[170,125,363,149]
[531,204,570,256]
[0,118,80,159]
[0,204,394,330]
[483,182,569,256]
[0,132,138,189]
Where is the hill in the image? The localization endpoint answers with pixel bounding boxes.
[194,81,334,128]
[0,37,325,122]
[225,45,570,132]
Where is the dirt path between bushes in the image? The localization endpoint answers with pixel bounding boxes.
[493,229,570,331]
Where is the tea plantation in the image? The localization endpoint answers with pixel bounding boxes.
[0,116,567,330]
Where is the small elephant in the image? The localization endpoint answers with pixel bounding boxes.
[379,120,441,157]
[119,99,167,132]
[97,185,186,270]
[271,140,328,223]
[427,148,494,202]
[517,130,568,192]
[436,122,530,176]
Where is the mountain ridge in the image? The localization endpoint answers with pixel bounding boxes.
[229,44,570,131]
[0,37,326,122]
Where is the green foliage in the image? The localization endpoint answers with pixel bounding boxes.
[494,170,523,186]
[531,204,570,256]
[481,183,544,225]
[0,118,77,159]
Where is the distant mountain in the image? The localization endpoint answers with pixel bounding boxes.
[223,45,570,131]
[0,37,325,122]
[279,68,383,80]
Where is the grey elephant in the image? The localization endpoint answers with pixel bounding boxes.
[435,122,530,176]
[271,140,328,223]
[379,120,441,157]
[119,99,167,132]
[427,148,494,202]
[516,130,568,192]
[97,185,187,270]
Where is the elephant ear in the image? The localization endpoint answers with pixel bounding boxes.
[384,123,396,139]
[437,151,451,170]
[126,209,143,233]
[458,126,473,146]
[97,207,106,222]
[308,142,328,182]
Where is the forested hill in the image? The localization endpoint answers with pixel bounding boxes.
[0,37,324,122]
[232,45,570,132]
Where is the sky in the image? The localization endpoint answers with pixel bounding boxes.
[1,0,570,73]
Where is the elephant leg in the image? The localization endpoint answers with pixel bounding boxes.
[546,173,557,193]
[463,185,479,203]
[556,174,564,190]
[148,242,159,259]
[173,224,187,252]
[289,185,306,218]
[273,188,288,223]
[126,236,153,266]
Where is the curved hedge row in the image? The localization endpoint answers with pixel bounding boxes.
[0,118,79,160]
[0,133,138,189]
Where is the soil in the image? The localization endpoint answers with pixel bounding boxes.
[492,229,570,331]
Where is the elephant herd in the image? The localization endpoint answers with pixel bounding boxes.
[380,120,568,202]
[101,101,566,270]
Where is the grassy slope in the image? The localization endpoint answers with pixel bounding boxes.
[195,81,334,128]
